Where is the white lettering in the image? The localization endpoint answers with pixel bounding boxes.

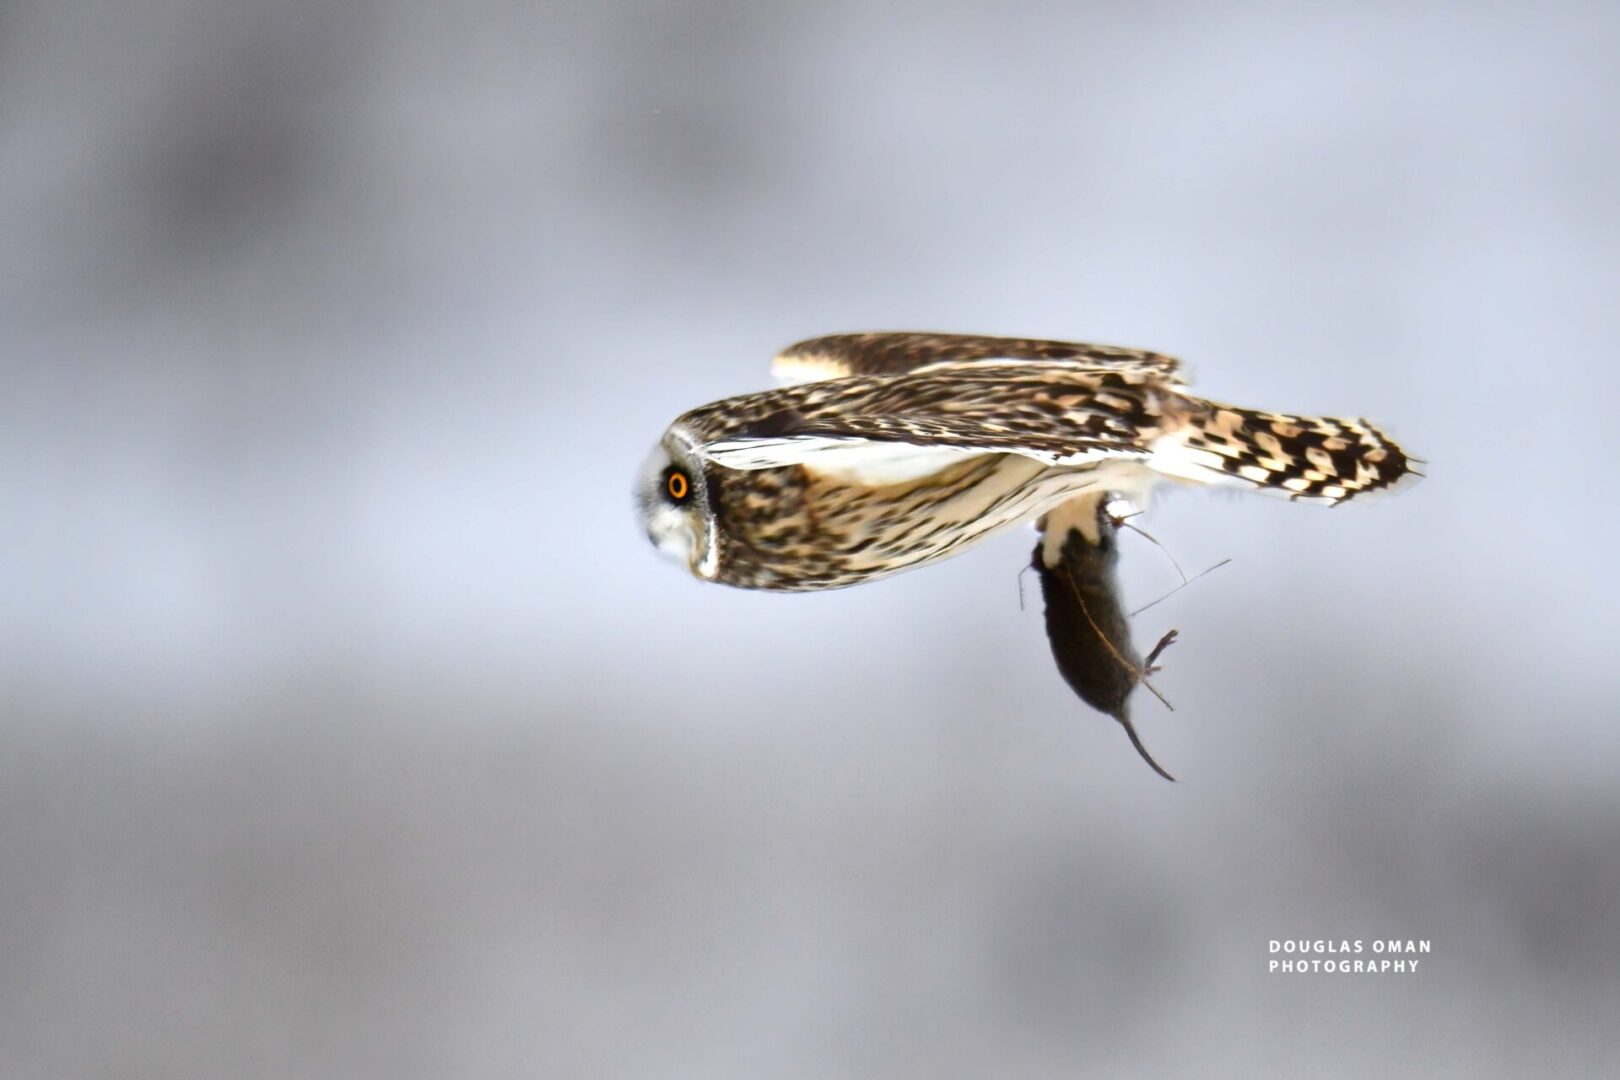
[1266,945,1425,973]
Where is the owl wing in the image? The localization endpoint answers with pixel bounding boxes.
[702,405,1147,470]
[772,332,1186,386]
[699,352,1415,505]
[696,364,1168,481]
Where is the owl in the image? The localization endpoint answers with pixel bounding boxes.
[638,333,1417,776]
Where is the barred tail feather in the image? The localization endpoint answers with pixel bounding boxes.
[1149,402,1419,505]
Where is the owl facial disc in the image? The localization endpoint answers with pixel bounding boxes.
[637,441,715,578]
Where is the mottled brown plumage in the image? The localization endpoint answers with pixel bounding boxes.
[637,331,1419,773]
[773,332,1184,382]
[643,333,1413,590]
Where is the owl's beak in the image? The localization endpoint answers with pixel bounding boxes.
[644,510,701,576]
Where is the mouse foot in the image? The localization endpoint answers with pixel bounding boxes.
[1143,628,1179,675]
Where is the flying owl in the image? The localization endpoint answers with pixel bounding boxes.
[638,332,1416,776]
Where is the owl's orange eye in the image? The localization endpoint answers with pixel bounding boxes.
[667,471,689,500]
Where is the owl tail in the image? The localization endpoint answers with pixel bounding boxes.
[1154,401,1419,505]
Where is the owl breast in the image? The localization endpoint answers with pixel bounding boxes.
[709,454,1113,591]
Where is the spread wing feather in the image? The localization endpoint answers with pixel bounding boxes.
[701,412,1148,470]
[680,337,1415,506]
[772,332,1186,386]
[690,365,1171,475]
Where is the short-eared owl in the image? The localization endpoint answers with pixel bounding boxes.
[638,333,1417,777]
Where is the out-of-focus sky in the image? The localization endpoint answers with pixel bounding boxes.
[3,2,1618,1076]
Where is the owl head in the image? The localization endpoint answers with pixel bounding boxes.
[637,436,720,580]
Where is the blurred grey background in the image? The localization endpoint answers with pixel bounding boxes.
[3,2,1618,1077]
